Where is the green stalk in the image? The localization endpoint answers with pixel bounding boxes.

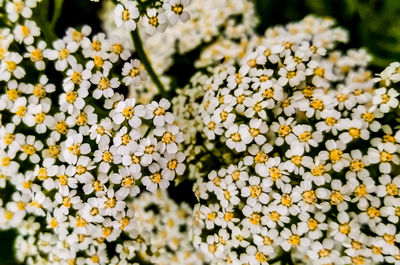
[50,0,64,31]
[131,28,168,98]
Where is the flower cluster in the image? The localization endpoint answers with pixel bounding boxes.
[111,0,191,35]
[192,16,400,264]
[14,190,205,265]
[0,2,185,264]
[101,0,257,102]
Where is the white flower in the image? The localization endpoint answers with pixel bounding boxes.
[14,20,40,45]
[372,87,399,113]
[163,0,191,25]
[90,69,120,99]
[225,124,252,152]
[112,98,145,128]
[114,0,139,31]
[143,8,168,35]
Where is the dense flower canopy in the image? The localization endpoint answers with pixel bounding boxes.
[0,1,400,265]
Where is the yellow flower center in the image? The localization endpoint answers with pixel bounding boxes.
[71,72,82,85]
[149,16,159,27]
[162,132,175,143]
[172,4,184,14]
[33,84,46,98]
[65,91,77,103]
[58,48,69,60]
[30,49,42,62]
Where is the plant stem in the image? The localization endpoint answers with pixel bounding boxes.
[131,28,168,98]
[50,0,64,31]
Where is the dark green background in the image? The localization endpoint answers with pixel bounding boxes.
[1,0,399,264]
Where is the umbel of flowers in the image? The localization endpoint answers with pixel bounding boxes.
[0,0,186,264]
[15,190,206,265]
[192,16,400,264]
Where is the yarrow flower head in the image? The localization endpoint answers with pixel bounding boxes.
[189,15,400,265]
[0,3,186,263]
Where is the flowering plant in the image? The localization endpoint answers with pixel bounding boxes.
[1,1,400,265]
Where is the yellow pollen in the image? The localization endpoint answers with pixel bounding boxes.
[255,252,267,263]
[68,144,80,155]
[380,151,392,162]
[366,207,380,218]
[339,223,350,234]
[93,56,104,68]
[37,168,48,180]
[162,132,175,143]
[325,117,337,126]
[288,235,300,246]
[383,134,395,143]
[4,133,14,145]
[329,149,342,162]
[362,112,374,123]
[56,121,68,134]
[105,197,116,208]
[92,41,101,51]
[149,16,159,27]
[207,212,216,220]
[302,190,316,204]
[151,172,162,183]
[102,151,113,162]
[7,89,19,101]
[172,4,184,14]
[386,183,398,196]
[269,167,281,181]
[281,194,292,206]
[30,49,42,61]
[254,152,267,164]
[65,91,77,103]
[16,106,26,117]
[278,125,291,137]
[5,61,17,72]
[310,99,324,110]
[71,71,82,85]
[154,107,166,116]
[318,248,331,258]
[330,191,343,205]
[299,131,312,142]
[383,233,395,245]
[230,132,241,142]
[381,94,390,104]
[247,59,257,68]
[33,84,46,98]
[102,227,113,237]
[111,43,123,54]
[354,184,367,197]
[34,112,45,124]
[1,157,10,167]
[250,185,262,198]
[348,127,360,138]
[249,213,261,225]
[122,106,134,119]
[269,211,280,222]
[22,144,35,155]
[314,67,325,77]
[76,165,86,175]
[122,9,130,21]
[286,71,296,79]
[72,30,83,42]
[308,218,318,230]
[263,88,274,99]
[167,159,178,170]
[58,48,69,60]
[350,160,364,172]
[129,67,140,77]
[21,25,30,37]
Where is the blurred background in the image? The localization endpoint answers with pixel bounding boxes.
[1,0,399,264]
